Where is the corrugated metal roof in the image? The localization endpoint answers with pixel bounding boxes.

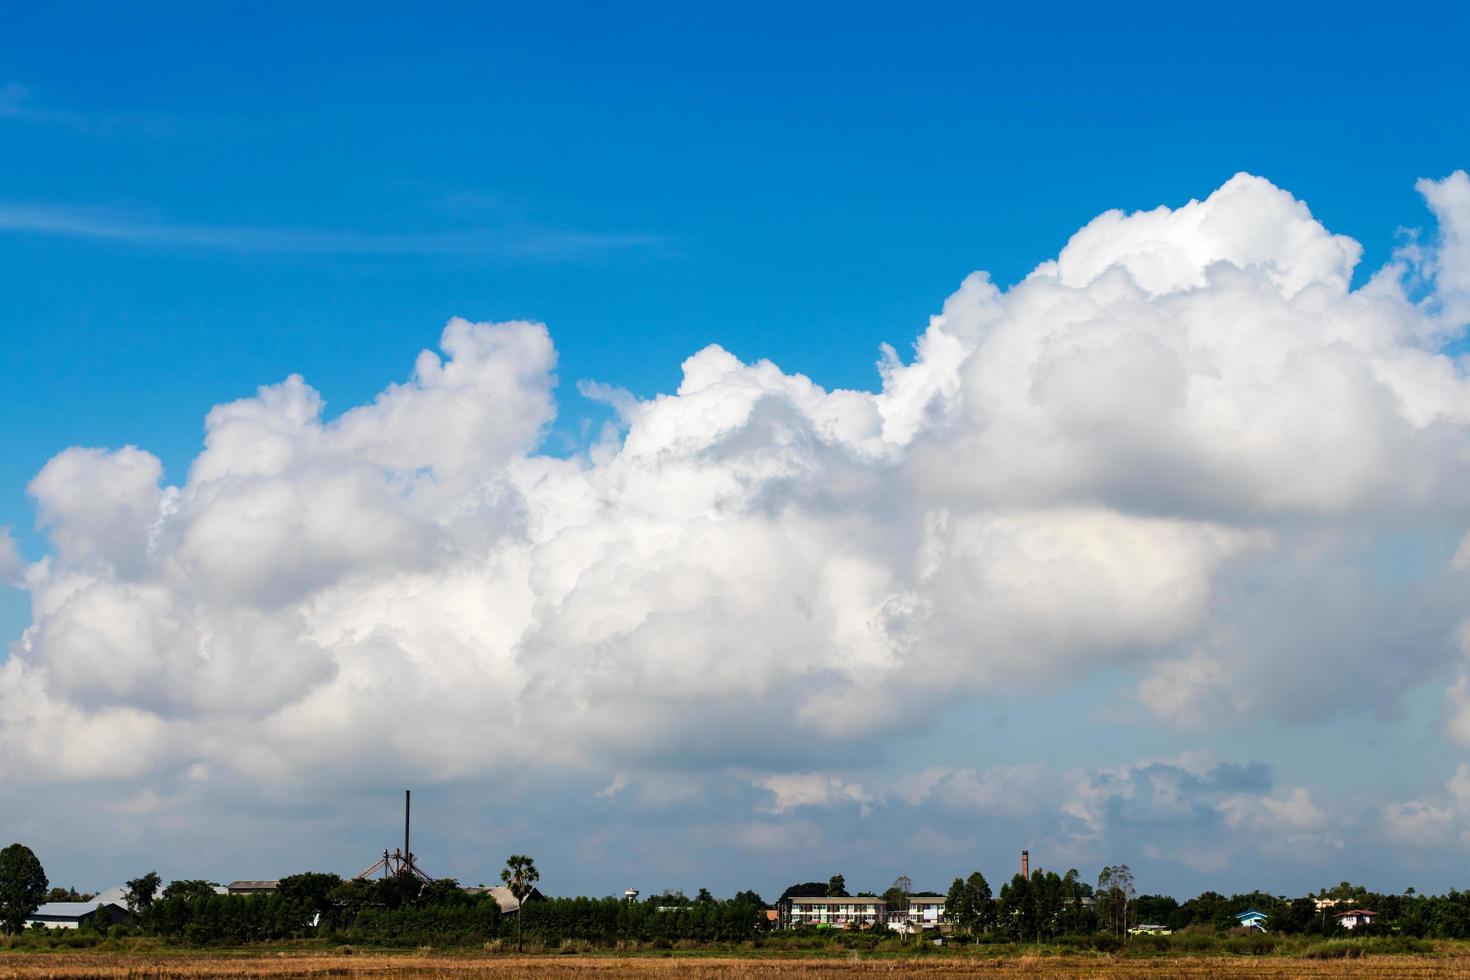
[31,902,113,917]
[484,885,520,912]
[90,881,227,905]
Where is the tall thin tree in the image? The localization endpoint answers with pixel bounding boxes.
[500,854,539,953]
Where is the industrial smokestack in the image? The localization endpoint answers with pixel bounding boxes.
[1021,849,1029,878]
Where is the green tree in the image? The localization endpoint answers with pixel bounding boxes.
[373,872,423,909]
[1096,865,1135,937]
[500,854,539,952]
[945,877,968,934]
[1032,870,1064,938]
[44,886,94,903]
[998,873,1037,941]
[326,878,376,921]
[883,875,912,915]
[826,874,848,897]
[0,843,48,935]
[1132,894,1178,929]
[944,871,992,938]
[695,887,716,905]
[645,890,689,907]
[418,877,468,907]
[277,872,343,918]
[731,889,766,908]
[161,879,219,902]
[1058,869,1095,933]
[124,871,162,915]
[1272,896,1318,934]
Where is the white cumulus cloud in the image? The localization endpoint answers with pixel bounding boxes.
[3,171,1470,810]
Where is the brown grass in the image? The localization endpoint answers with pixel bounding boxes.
[1,954,1467,979]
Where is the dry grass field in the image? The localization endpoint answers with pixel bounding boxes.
[2,953,1468,979]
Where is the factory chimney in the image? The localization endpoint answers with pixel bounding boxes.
[1021,849,1029,878]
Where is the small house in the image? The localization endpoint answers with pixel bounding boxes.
[1235,909,1268,932]
[1129,923,1172,935]
[1336,909,1378,930]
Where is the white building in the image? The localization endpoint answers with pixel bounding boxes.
[1336,909,1378,930]
[783,896,886,928]
[889,896,945,931]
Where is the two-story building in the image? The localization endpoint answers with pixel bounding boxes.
[781,896,886,928]
[893,895,945,931]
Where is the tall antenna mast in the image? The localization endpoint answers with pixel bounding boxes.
[351,789,433,883]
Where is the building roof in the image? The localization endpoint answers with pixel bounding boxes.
[463,885,545,912]
[1236,909,1268,919]
[91,881,228,906]
[1338,909,1379,917]
[485,885,520,912]
[92,886,128,906]
[30,902,112,918]
[225,880,279,890]
[788,896,885,904]
[909,896,945,904]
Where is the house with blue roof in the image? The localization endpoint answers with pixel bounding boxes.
[1235,909,1268,932]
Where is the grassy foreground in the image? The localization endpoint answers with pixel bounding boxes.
[3,949,1470,979]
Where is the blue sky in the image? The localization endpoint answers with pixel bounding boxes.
[3,2,1470,900]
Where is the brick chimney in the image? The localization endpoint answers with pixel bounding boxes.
[1021,850,1029,878]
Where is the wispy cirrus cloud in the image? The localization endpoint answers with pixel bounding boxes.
[0,81,58,123]
[0,201,662,258]
[0,80,172,135]
[1,82,659,259]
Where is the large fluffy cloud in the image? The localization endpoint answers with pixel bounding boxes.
[5,172,1470,806]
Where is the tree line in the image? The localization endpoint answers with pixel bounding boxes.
[13,840,1470,945]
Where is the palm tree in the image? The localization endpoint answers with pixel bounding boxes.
[500,854,539,952]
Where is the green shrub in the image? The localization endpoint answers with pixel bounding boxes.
[1164,932,1221,953]
[1299,936,1433,959]
[1223,932,1281,955]
[1124,933,1170,955]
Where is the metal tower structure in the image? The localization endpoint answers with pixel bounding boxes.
[353,789,433,882]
